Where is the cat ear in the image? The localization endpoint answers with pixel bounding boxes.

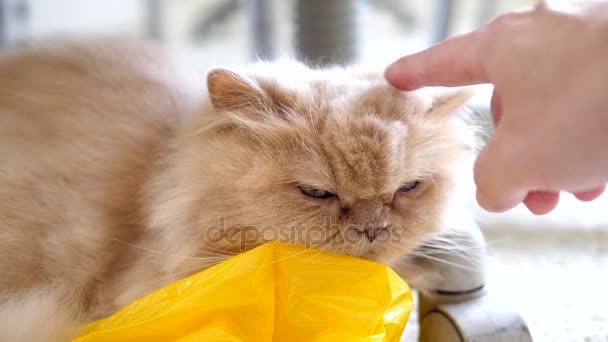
[207,68,270,113]
[424,87,475,118]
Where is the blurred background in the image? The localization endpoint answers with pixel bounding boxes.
[0,0,530,66]
[1,1,607,341]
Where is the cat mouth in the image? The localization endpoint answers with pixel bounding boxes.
[360,250,382,261]
[338,239,392,262]
[305,226,397,260]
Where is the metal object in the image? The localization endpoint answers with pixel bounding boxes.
[372,0,416,32]
[0,0,29,48]
[478,0,499,27]
[432,0,457,43]
[244,0,274,60]
[190,0,240,42]
[294,0,361,66]
[416,220,533,342]
[420,295,533,342]
[188,0,274,60]
[145,0,163,41]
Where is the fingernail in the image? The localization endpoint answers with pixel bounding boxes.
[384,62,400,81]
[384,60,418,91]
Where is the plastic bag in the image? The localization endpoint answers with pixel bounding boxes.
[73,242,413,342]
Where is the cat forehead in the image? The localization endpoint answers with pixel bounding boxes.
[253,75,432,121]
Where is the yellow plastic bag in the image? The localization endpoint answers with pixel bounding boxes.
[73,242,413,342]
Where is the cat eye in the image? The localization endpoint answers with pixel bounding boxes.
[397,180,420,192]
[299,187,335,199]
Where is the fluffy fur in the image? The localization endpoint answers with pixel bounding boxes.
[0,38,474,341]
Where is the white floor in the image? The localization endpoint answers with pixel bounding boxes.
[400,194,608,342]
[477,195,608,342]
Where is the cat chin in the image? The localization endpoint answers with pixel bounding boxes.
[319,244,406,265]
[364,251,413,266]
[387,256,444,293]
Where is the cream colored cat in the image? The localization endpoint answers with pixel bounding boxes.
[0,38,474,341]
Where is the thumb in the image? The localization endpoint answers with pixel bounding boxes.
[474,128,528,212]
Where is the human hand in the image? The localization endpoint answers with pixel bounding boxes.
[385,1,608,214]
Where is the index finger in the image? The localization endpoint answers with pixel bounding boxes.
[384,30,490,90]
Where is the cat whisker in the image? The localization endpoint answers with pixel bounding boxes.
[416,242,485,257]
[418,239,484,251]
[303,243,336,262]
[256,240,332,268]
[116,255,230,269]
[162,260,226,280]
[197,251,238,258]
[410,250,483,272]
[198,245,239,256]
[111,238,226,260]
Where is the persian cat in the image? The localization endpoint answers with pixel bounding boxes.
[0,39,474,341]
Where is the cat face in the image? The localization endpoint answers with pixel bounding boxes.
[184,62,473,264]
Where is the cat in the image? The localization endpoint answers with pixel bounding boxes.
[0,38,475,341]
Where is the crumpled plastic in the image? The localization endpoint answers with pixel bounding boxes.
[73,242,413,342]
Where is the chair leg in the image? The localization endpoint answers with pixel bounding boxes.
[416,221,533,342]
[419,292,533,342]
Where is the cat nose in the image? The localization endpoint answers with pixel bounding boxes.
[353,226,388,243]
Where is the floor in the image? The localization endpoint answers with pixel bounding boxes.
[400,193,608,342]
[476,196,608,342]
